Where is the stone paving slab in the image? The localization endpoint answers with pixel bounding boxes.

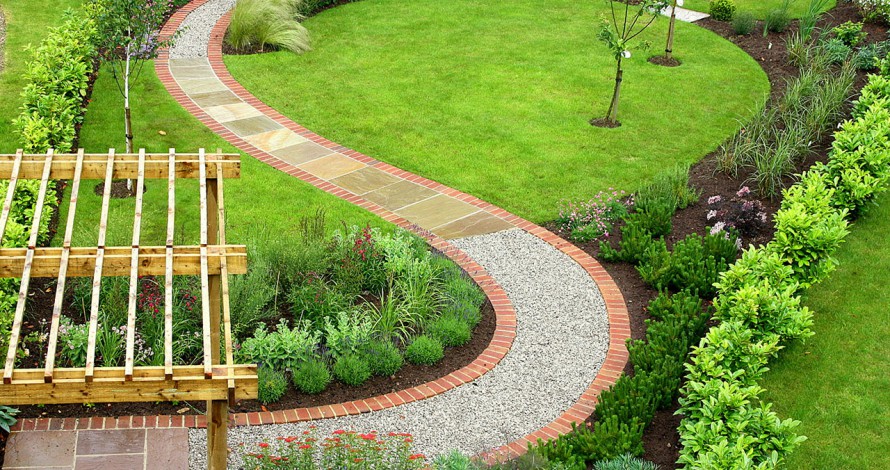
[4,428,188,470]
[660,4,710,22]
[271,141,337,165]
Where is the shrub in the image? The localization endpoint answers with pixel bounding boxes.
[293,359,331,394]
[226,0,311,54]
[594,454,659,470]
[831,21,868,47]
[257,367,288,404]
[440,271,485,328]
[764,7,791,34]
[288,275,354,328]
[332,354,371,386]
[636,233,738,298]
[705,187,768,240]
[709,0,736,21]
[598,217,660,264]
[237,319,321,372]
[855,0,890,25]
[821,37,853,65]
[854,41,890,71]
[427,312,472,347]
[332,224,387,294]
[323,310,375,359]
[732,11,756,35]
[363,339,404,377]
[405,335,444,365]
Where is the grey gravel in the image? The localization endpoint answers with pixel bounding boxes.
[188,229,609,468]
[168,0,235,59]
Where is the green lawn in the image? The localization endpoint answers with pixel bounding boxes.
[224,0,768,223]
[759,192,890,469]
[683,0,836,19]
[0,0,84,150]
[68,63,391,247]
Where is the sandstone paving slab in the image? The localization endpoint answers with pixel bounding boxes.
[75,454,144,470]
[203,102,264,122]
[189,90,243,108]
[76,429,145,455]
[175,76,228,94]
[433,211,516,239]
[223,115,283,137]
[244,128,307,151]
[362,179,439,210]
[271,141,337,165]
[169,65,216,80]
[167,57,210,68]
[146,429,190,470]
[5,430,76,468]
[396,194,482,230]
[331,166,403,195]
[298,153,367,180]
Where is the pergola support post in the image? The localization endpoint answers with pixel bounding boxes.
[206,152,226,469]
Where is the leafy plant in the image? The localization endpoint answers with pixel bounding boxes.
[405,335,444,365]
[593,454,659,470]
[732,11,756,35]
[763,1,792,35]
[709,0,736,21]
[323,311,374,359]
[0,406,20,433]
[427,312,472,347]
[705,187,768,240]
[257,366,288,404]
[227,0,311,54]
[237,319,321,372]
[363,339,403,377]
[292,359,331,394]
[557,190,632,242]
[800,0,832,41]
[821,37,853,65]
[332,354,371,386]
[831,21,868,47]
[855,0,890,25]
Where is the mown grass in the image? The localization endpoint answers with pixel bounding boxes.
[684,0,836,19]
[224,0,768,223]
[65,63,391,248]
[0,0,84,150]
[759,192,890,469]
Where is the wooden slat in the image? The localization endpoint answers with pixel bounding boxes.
[198,150,212,378]
[0,150,23,245]
[0,365,258,405]
[0,245,248,278]
[85,150,116,381]
[215,161,236,399]
[165,149,176,380]
[0,152,240,180]
[3,149,54,384]
[124,150,146,380]
[44,150,85,383]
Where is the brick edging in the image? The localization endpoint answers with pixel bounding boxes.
[8,0,632,458]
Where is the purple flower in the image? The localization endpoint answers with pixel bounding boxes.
[736,186,751,197]
[708,195,722,205]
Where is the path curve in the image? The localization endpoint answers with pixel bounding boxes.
[159,0,629,465]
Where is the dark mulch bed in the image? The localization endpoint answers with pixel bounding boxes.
[547,5,888,468]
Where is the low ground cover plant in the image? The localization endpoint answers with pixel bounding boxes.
[856,0,890,24]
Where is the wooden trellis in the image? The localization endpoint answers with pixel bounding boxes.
[0,149,257,469]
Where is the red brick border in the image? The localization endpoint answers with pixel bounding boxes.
[10,1,632,460]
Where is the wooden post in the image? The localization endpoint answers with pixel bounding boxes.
[206,149,226,470]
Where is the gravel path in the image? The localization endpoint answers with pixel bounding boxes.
[169,0,235,59]
[187,229,608,468]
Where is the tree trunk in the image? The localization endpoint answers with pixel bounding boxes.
[665,1,677,60]
[124,49,134,195]
[605,57,624,124]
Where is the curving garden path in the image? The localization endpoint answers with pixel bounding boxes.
[8,1,631,468]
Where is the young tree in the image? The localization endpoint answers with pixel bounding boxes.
[596,0,669,126]
[664,0,679,61]
[92,0,175,155]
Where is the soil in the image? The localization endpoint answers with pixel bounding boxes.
[552,5,889,468]
[93,180,146,198]
[648,55,682,67]
[590,117,621,128]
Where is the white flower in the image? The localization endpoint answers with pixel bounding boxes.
[710,222,726,235]
[707,210,717,220]
[622,50,631,59]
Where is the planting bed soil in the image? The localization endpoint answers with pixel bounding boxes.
[14,279,495,419]
[546,5,888,468]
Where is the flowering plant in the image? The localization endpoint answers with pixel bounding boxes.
[242,428,426,469]
[706,187,768,244]
[557,189,633,242]
[855,0,890,25]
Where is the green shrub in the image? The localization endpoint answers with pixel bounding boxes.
[440,272,485,328]
[237,319,321,372]
[599,217,660,264]
[428,312,472,347]
[636,233,737,298]
[855,0,890,25]
[732,11,756,35]
[593,454,659,470]
[854,41,890,71]
[332,354,371,386]
[323,310,375,359]
[257,367,288,404]
[764,6,791,34]
[709,0,736,21]
[363,339,403,377]
[226,0,311,54]
[405,335,444,365]
[832,21,868,47]
[821,37,853,65]
[292,359,331,394]
[854,73,890,118]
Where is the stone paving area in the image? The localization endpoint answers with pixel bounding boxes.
[660,4,711,22]
[3,428,188,470]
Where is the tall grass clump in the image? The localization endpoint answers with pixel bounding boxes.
[800,0,832,41]
[226,0,311,54]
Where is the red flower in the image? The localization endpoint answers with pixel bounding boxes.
[408,453,426,460]
[258,442,270,448]
[333,429,346,435]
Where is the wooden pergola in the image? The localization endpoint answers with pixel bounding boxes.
[0,149,258,469]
